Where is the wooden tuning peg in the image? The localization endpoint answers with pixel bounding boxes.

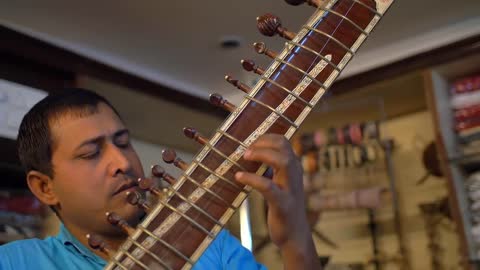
[209,93,237,113]
[151,165,177,185]
[105,212,136,235]
[183,127,208,145]
[284,0,320,7]
[162,149,189,171]
[241,59,265,75]
[253,42,278,59]
[256,13,296,40]
[86,234,114,258]
[126,190,151,212]
[138,177,165,196]
[225,75,252,93]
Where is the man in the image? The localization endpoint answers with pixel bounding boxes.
[0,88,320,269]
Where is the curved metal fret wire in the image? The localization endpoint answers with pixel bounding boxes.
[105,0,390,269]
[289,0,371,94]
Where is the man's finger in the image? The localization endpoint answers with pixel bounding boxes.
[235,171,283,209]
[244,148,290,171]
[250,134,291,152]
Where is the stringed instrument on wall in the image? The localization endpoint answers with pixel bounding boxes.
[91,0,395,269]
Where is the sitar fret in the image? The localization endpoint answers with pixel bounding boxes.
[105,0,394,269]
[166,186,224,227]
[270,56,330,90]
[177,171,238,210]
[127,236,173,270]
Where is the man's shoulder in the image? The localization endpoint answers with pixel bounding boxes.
[0,237,56,252]
[0,237,57,269]
[1,233,105,270]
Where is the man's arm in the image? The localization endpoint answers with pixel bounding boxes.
[235,134,321,269]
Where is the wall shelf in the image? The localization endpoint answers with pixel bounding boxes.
[424,53,480,270]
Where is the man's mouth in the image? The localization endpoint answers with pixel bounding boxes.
[114,181,139,195]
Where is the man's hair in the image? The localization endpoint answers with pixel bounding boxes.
[17,88,120,178]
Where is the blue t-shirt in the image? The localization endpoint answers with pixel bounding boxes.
[0,224,266,270]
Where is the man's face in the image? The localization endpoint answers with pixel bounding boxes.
[49,103,145,235]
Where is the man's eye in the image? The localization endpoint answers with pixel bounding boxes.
[116,139,130,148]
[81,151,99,159]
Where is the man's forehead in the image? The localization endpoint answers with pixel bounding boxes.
[49,104,125,148]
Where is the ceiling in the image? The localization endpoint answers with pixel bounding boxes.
[0,0,479,153]
[0,0,479,106]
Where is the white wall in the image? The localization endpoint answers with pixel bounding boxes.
[0,79,47,140]
[131,138,194,179]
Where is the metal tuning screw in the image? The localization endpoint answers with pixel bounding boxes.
[162,149,189,171]
[256,13,296,40]
[241,59,265,75]
[126,190,151,212]
[151,165,177,186]
[225,75,251,93]
[86,234,114,258]
[183,127,208,145]
[253,42,278,59]
[209,93,237,113]
[284,0,319,7]
[106,212,136,236]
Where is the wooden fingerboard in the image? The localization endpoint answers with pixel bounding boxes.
[104,1,395,269]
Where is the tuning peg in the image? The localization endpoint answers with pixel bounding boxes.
[151,165,177,185]
[138,177,165,197]
[86,234,115,258]
[225,75,252,93]
[253,42,278,59]
[106,212,136,235]
[241,59,265,75]
[183,127,208,145]
[256,13,296,40]
[162,149,189,171]
[285,0,319,7]
[126,190,152,212]
[209,93,237,113]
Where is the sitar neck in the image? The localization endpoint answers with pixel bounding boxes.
[104,1,395,269]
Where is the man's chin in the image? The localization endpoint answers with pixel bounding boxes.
[109,202,145,226]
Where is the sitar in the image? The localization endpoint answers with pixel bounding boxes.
[98,0,395,269]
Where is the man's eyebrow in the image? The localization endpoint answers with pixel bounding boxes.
[113,129,129,138]
[75,136,105,151]
[75,129,129,151]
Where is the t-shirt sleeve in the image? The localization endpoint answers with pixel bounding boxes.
[0,242,20,270]
[0,248,9,270]
[218,230,267,270]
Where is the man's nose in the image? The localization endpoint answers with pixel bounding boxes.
[107,144,131,176]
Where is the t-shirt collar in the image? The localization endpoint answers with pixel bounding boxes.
[56,223,107,266]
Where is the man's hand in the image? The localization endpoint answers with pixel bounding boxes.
[235,134,321,270]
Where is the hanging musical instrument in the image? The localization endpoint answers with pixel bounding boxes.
[91,0,396,269]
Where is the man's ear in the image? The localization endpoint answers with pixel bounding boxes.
[26,170,59,207]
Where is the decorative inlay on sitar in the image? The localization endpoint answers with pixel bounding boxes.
[98,0,395,269]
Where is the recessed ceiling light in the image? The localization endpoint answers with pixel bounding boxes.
[219,35,243,49]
